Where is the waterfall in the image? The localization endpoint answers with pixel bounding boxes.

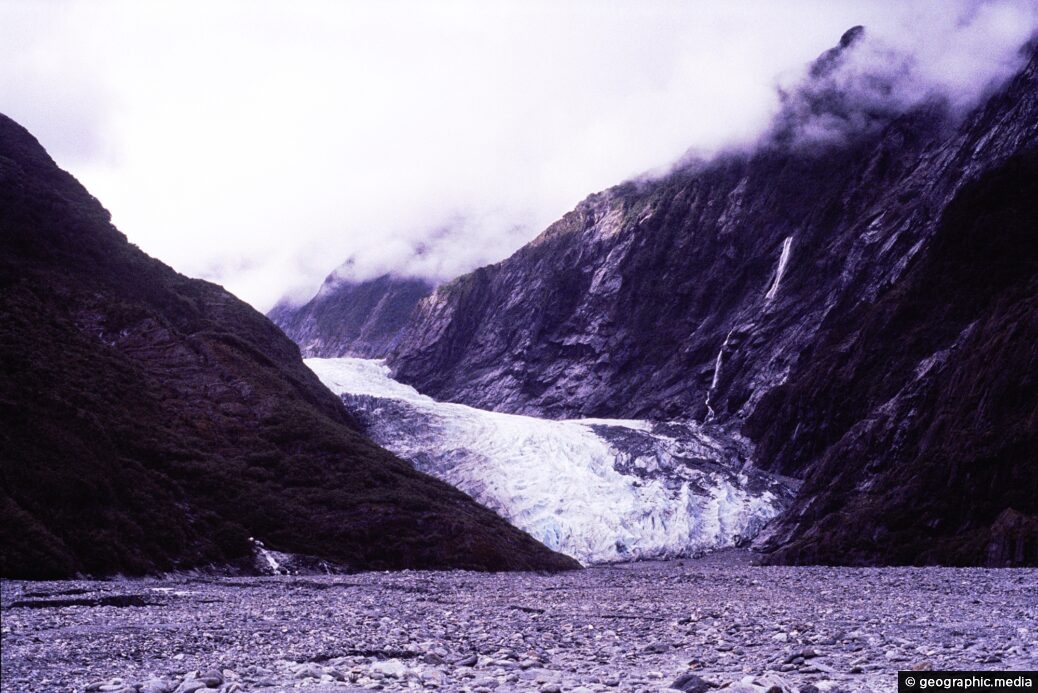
[704,327,736,421]
[765,236,794,302]
[702,235,794,422]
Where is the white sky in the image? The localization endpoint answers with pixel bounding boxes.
[2,0,1035,311]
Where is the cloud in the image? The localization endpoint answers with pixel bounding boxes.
[0,1,116,165]
[2,0,1035,311]
[768,2,1038,148]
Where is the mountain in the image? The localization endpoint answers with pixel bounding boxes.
[0,113,578,579]
[307,357,796,565]
[748,147,1038,566]
[269,273,433,358]
[381,32,1038,565]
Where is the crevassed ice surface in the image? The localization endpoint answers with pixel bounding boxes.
[307,358,796,565]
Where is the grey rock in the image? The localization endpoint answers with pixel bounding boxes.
[292,663,325,680]
[198,669,223,687]
[456,653,479,667]
[6,553,1037,693]
[371,659,407,678]
[140,679,172,693]
[96,683,126,693]
[670,672,719,692]
[173,682,208,693]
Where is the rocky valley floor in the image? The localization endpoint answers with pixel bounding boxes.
[2,551,1036,693]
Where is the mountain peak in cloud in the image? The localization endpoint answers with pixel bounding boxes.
[766,5,1038,152]
[809,24,866,79]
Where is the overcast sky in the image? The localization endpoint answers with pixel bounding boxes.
[3,1,1036,311]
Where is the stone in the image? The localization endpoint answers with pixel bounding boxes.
[371,659,407,679]
[293,663,325,680]
[173,682,208,693]
[670,672,719,692]
[198,669,223,687]
[421,669,447,687]
[140,679,172,693]
[7,549,1038,693]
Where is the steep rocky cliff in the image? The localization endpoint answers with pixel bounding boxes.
[385,33,1038,565]
[0,114,578,578]
[749,147,1038,566]
[269,273,433,358]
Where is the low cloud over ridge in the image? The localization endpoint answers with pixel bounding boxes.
[2,0,1036,310]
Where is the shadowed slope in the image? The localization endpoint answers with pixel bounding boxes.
[750,148,1038,566]
[0,114,579,578]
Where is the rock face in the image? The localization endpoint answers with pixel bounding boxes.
[0,113,578,578]
[269,273,433,358]
[385,35,1038,565]
[749,148,1038,566]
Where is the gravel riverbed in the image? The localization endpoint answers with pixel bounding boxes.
[2,551,1036,693]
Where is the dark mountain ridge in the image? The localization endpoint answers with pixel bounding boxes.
[269,273,433,358]
[377,33,1038,565]
[0,114,578,578]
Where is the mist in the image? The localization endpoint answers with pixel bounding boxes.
[769,3,1037,149]
[2,0,1035,311]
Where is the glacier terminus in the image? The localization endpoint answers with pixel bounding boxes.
[307,357,796,565]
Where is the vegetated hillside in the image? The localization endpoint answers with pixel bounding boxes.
[0,113,579,579]
[385,31,1038,565]
[269,273,432,358]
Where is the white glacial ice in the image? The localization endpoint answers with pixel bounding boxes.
[307,358,794,566]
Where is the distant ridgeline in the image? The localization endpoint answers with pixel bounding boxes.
[0,113,579,579]
[269,273,433,359]
[280,31,1038,566]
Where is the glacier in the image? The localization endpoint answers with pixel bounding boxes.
[307,358,796,565]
